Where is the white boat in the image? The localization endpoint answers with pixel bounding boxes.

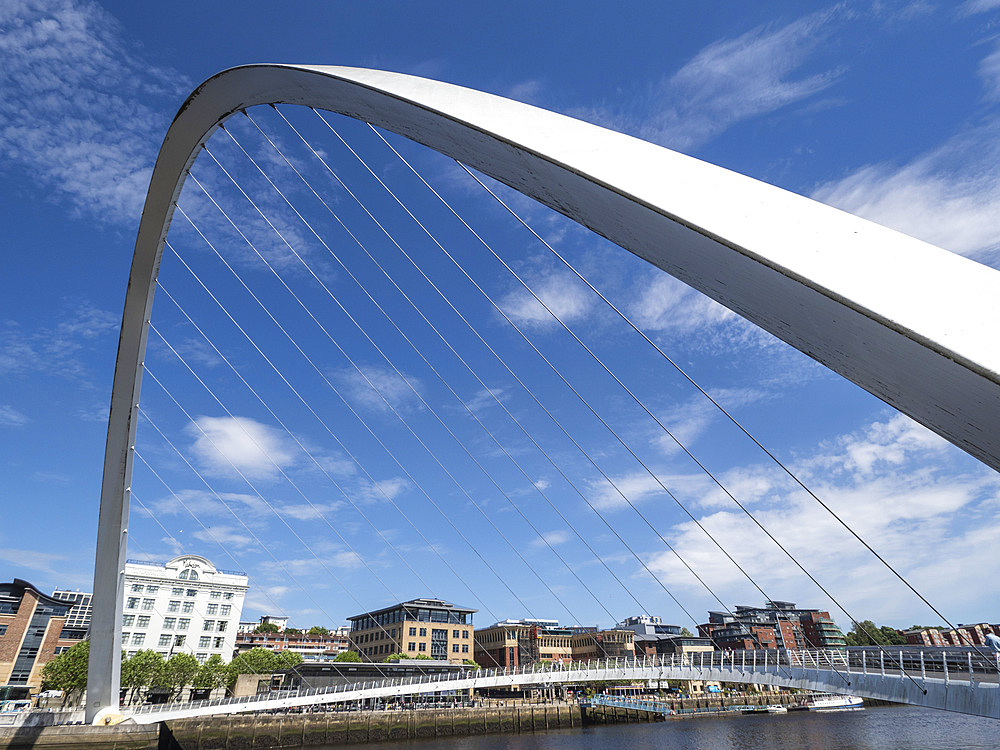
[797,695,864,710]
[765,705,788,713]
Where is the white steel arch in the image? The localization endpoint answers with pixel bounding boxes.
[89,65,1000,723]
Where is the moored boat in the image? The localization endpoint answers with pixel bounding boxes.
[791,694,864,711]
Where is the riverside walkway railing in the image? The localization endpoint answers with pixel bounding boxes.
[125,647,1000,722]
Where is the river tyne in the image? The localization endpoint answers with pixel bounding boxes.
[324,705,996,750]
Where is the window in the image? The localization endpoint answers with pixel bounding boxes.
[220,605,231,616]
[419,628,427,637]
[453,630,460,638]
[174,635,185,647]
[463,631,469,639]
[0,625,6,636]
[172,587,184,596]
[409,627,417,636]
[418,643,426,652]
[178,618,190,630]
[199,636,211,648]
[408,642,415,651]
[141,598,155,610]
[214,637,224,649]
[131,584,143,593]
[122,615,135,627]
[206,603,218,615]
[158,635,171,647]
[131,633,145,646]
[167,601,180,613]
[146,586,158,594]
[462,644,469,653]
[163,618,176,630]
[217,621,227,632]
[182,602,194,613]
[210,591,221,600]
[452,644,460,653]
[186,589,197,597]
[126,597,139,609]
[122,632,130,641]
[203,620,215,631]
[127,651,137,659]
[223,592,234,600]
[196,653,208,664]
[137,616,150,628]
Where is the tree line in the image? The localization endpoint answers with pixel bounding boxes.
[41,642,308,702]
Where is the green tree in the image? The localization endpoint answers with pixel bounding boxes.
[122,650,165,703]
[413,653,432,660]
[383,652,409,661]
[254,622,280,634]
[844,620,907,647]
[193,654,229,690]
[41,641,89,696]
[334,650,361,662]
[228,647,304,687]
[307,626,330,636]
[284,628,302,635]
[679,627,694,637]
[163,653,200,699]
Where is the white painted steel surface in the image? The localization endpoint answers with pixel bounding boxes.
[123,650,1000,723]
[93,64,1000,722]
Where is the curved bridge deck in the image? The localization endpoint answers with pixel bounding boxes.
[126,648,1000,724]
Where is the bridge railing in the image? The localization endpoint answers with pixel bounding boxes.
[126,647,996,717]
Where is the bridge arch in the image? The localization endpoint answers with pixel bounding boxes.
[89,64,1000,723]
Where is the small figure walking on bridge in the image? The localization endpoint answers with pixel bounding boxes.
[985,630,1000,653]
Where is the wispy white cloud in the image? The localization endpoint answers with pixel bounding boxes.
[644,413,1000,625]
[0,302,118,378]
[356,477,409,503]
[500,273,593,329]
[625,272,781,356]
[532,529,571,548]
[0,545,68,578]
[191,524,255,549]
[335,365,424,414]
[572,9,843,151]
[589,471,668,510]
[0,0,188,225]
[812,121,1000,263]
[960,0,1000,15]
[0,405,28,427]
[186,415,297,480]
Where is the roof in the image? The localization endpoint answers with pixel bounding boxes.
[348,598,477,621]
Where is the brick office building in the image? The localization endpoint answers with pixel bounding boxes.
[349,598,476,663]
[0,580,83,697]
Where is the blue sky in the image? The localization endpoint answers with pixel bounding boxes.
[3,0,1000,636]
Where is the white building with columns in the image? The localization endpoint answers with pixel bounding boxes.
[122,555,248,663]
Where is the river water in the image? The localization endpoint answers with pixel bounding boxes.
[323,705,997,749]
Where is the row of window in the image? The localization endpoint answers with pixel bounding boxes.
[121,631,229,649]
[125,599,233,615]
[361,641,471,657]
[355,627,470,643]
[129,583,235,600]
[125,651,215,664]
[351,608,470,632]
